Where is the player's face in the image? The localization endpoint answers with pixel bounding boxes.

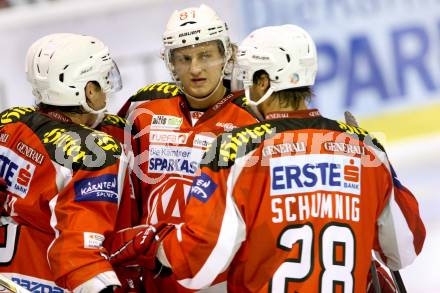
[172,41,225,99]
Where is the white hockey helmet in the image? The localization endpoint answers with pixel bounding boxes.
[25,33,122,114]
[162,4,232,79]
[236,24,317,106]
[25,33,74,102]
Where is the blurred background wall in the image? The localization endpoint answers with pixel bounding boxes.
[0,0,439,291]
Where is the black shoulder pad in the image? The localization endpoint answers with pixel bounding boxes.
[100,114,128,129]
[40,124,122,171]
[333,120,385,152]
[0,107,36,127]
[18,112,123,171]
[230,91,260,119]
[202,116,386,171]
[230,91,248,108]
[201,121,277,171]
[131,82,182,102]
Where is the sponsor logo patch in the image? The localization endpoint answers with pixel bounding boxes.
[215,122,237,132]
[262,142,306,157]
[16,141,45,165]
[0,133,9,144]
[148,146,204,175]
[193,134,215,148]
[149,131,189,145]
[190,111,204,125]
[190,111,204,120]
[270,154,361,196]
[190,173,218,203]
[323,142,365,155]
[151,115,183,130]
[74,174,119,203]
[136,82,180,97]
[212,93,234,111]
[220,123,274,163]
[103,114,127,127]
[0,146,36,198]
[0,107,35,125]
[8,274,65,293]
[42,128,120,164]
[337,121,369,136]
[84,232,105,249]
[179,30,201,37]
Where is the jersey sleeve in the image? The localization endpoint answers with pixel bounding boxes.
[373,150,426,270]
[114,151,136,231]
[117,96,135,119]
[97,115,140,226]
[159,159,247,290]
[47,149,130,290]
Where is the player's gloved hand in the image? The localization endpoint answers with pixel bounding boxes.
[108,223,174,269]
[113,265,143,293]
[344,111,360,127]
[0,177,7,215]
[104,225,149,257]
[367,260,398,293]
[104,225,149,292]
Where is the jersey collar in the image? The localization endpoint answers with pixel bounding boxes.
[179,89,236,126]
[38,109,73,123]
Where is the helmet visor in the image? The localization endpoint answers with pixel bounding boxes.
[170,40,226,73]
[103,60,123,94]
[229,65,245,92]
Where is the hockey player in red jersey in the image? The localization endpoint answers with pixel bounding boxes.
[114,4,258,292]
[24,34,140,231]
[108,25,426,292]
[0,33,134,292]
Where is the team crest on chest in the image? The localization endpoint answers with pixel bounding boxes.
[147,177,193,224]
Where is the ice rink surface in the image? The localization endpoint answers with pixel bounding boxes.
[386,134,440,292]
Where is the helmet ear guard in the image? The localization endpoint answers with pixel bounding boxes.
[25,33,122,114]
[236,25,318,106]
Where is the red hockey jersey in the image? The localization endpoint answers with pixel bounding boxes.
[0,107,133,291]
[118,82,258,292]
[119,82,258,226]
[160,109,426,293]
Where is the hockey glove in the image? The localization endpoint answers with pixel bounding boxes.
[109,223,174,269]
[112,265,142,293]
[103,225,149,292]
[104,225,148,258]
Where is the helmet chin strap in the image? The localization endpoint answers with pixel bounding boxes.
[245,86,274,107]
[248,103,265,121]
[90,111,106,128]
[244,86,274,120]
[80,98,108,128]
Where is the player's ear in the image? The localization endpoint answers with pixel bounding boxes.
[85,81,100,100]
